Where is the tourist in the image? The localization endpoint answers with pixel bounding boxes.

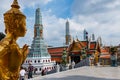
[89,55,94,66]
[41,69,47,76]
[34,68,37,74]
[110,52,117,67]
[56,64,60,72]
[19,67,26,80]
[71,61,75,69]
[28,63,34,79]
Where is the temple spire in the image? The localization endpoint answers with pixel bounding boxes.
[35,8,42,25]
[11,0,20,9]
[66,20,69,35]
[65,19,71,45]
[34,8,43,39]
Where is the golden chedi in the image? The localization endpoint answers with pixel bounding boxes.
[0,0,28,80]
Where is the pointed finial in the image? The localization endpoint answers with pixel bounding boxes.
[11,0,20,9]
[66,18,69,23]
[76,35,79,42]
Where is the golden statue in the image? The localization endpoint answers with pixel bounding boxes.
[0,0,28,80]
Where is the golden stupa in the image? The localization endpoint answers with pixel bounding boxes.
[0,0,28,79]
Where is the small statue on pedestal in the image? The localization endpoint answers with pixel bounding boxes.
[0,0,28,79]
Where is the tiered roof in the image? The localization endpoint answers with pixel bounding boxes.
[100,47,110,59]
[68,39,101,55]
[48,46,67,62]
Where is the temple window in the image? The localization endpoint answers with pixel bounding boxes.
[38,60,40,63]
[35,60,36,63]
[39,68,41,71]
[35,68,38,71]
[48,60,50,62]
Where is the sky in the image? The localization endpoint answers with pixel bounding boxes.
[0,0,120,47]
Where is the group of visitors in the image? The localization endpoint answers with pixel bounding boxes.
[19,63,51,80]
[41,69,47,76]
[19,63,34,80]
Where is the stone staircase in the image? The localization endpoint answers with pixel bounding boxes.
[47,57,90,74]
[75,57,90,68]
[29,66,120,80]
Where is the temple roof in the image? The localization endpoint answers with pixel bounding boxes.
[48,46,67,62]
[100,47,110,59]
[81,41,97,50]
[68,39,100,52]
[68,39,85,52]
[48,47,66,53]
[51,58,62,62]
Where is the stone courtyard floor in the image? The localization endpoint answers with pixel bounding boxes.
[28,66,120,80]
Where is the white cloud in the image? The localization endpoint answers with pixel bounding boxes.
[1,0,120,47]
[71,0,120,46]
[43,14,66,46]
[20,0,53,9]
[106,0,120,8]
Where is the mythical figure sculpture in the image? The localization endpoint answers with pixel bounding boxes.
[0,0,28,79]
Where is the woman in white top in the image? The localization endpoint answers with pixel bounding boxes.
[20,67,26,80]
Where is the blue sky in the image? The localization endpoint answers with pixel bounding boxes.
[0,0,120,47]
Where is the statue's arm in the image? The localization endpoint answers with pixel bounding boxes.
[0,46,9,58]
[21,44,29,64]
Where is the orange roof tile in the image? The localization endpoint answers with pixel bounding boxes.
[100,47,110,59]
[68,41,84,52]
[48,47,65,62]
[51,58,62,62]
[48,47,64,54]
[90,42,96,49]
[81,41,87,46]
[100,47,110,56]
[81,41,97,50]
[101,48,110,52]
[100,54,110,59]
[50,54,62,56]
[87,51,95,54]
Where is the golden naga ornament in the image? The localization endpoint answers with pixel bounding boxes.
[0,0,28,80]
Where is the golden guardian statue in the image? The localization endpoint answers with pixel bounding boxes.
[0,0,28,79]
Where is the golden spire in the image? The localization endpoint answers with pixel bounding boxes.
[11,0,20,9]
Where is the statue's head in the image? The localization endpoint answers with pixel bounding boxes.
[4,0,26,37]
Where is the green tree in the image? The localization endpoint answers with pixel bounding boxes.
[62,48,67,66]
[81,48,87,59]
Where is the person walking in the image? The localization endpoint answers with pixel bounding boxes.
[20,67,26,80]
[28,63,33,79]
[41,69,45,76]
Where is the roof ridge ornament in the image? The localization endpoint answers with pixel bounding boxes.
[11,0,20,9]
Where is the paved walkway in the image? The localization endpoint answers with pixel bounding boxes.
[28,66,120,80]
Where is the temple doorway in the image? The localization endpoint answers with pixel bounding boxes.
[71,55,80,64]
